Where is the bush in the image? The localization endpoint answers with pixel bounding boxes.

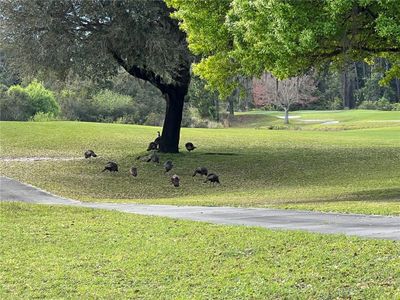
[115,114,139,124]
[330,97,343,110]
[375,97,393,111]
[0,88,35,120]
[30,112,58,122]
[92,89,134,122]
[358,97,393,111]
[143,112,164,126]
[391,103,400,111]
[57,88,94,121]
[1,80,60,120]
[24,80,60,115]
[357,100,376,110]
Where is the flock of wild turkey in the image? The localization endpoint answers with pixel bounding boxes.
[85,131,220,188]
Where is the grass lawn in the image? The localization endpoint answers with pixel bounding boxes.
[233,109,400,130]
[0,110,399,215]
[1,202,399,299]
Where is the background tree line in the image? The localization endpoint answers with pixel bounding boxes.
[1,0,399,134]
[2,51,399,124]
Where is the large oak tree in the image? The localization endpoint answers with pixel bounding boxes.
[0,0,192,152]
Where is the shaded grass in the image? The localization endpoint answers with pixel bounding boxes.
[1,202,399,299]
[0,121,399,215]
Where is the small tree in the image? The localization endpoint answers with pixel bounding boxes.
[253,73,317,124]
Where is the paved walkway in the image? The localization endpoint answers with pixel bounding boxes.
[1,176,399,240]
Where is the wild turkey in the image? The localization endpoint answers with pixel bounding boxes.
[192,167,208,177]
[147,142,158,151]
[204,173,220,185]
[84,150,97,159]
[154,131,161,146]
[102,161,118,172]
[185,142,196,152]
[164,160,173,173]
[146,152,160,163]
[130,166,138,177]
[171,174,180,187]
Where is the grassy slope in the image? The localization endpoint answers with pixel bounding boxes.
[0,117,399,215]
[1,202,399,299]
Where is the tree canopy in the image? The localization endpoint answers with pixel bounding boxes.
[167,0,400,97]
[0,0,192,152]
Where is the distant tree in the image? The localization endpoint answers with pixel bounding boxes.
[0,50,19,87]
[253,73,317,124]
[187,76,220,121]
[0,0,192,152]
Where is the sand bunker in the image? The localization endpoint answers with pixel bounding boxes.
[276,115,301,119]
[321,121,340,125]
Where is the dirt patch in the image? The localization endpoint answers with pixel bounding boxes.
[203,152,239,156]
[0,157,83,162]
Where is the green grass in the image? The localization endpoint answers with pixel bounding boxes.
[1,202,399,299]
[233,109,400,130]
[1,118,399,215]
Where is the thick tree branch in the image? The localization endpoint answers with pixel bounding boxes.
[108,47,169,93]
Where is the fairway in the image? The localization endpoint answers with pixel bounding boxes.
[233,109,400,130]
[1,110,399,216]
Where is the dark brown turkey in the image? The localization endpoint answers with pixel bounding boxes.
[84,150,97,159]
[154,131,161,146]
[147,142,158,151]
[164,160,173,173]
[185,142,196,152]
[129,166,138,177]
[192,167,208,177]
[171,174,180,187]
[204,173,220,185]
[102,161,118,172]
[146,152,160,163]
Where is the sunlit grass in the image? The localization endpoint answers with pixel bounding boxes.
[0,119,399,215]
[234,109,400,130]
[1,202,399,299]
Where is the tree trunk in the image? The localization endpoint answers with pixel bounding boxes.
[110,48,191,153]
[284,108,289,124]
[342,68,350,108]
[159,86,186,153]
[396,78,400,103]
[228,94,235,116]
[215,98,220,121]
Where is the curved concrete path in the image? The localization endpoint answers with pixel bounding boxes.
[1,176,399,240]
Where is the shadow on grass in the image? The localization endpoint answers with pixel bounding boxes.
[287,188,400,205]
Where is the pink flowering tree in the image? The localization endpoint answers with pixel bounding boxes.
[253,73,318,124]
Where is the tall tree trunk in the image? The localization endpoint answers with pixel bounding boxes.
[354,62,360,91]
[228,94,235,116]
[396,78,400,103]
[159,87,186,153]
[284,107,289,124]
[362,62,366,79]
[342,68,350,108]
[215,98,220,121]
